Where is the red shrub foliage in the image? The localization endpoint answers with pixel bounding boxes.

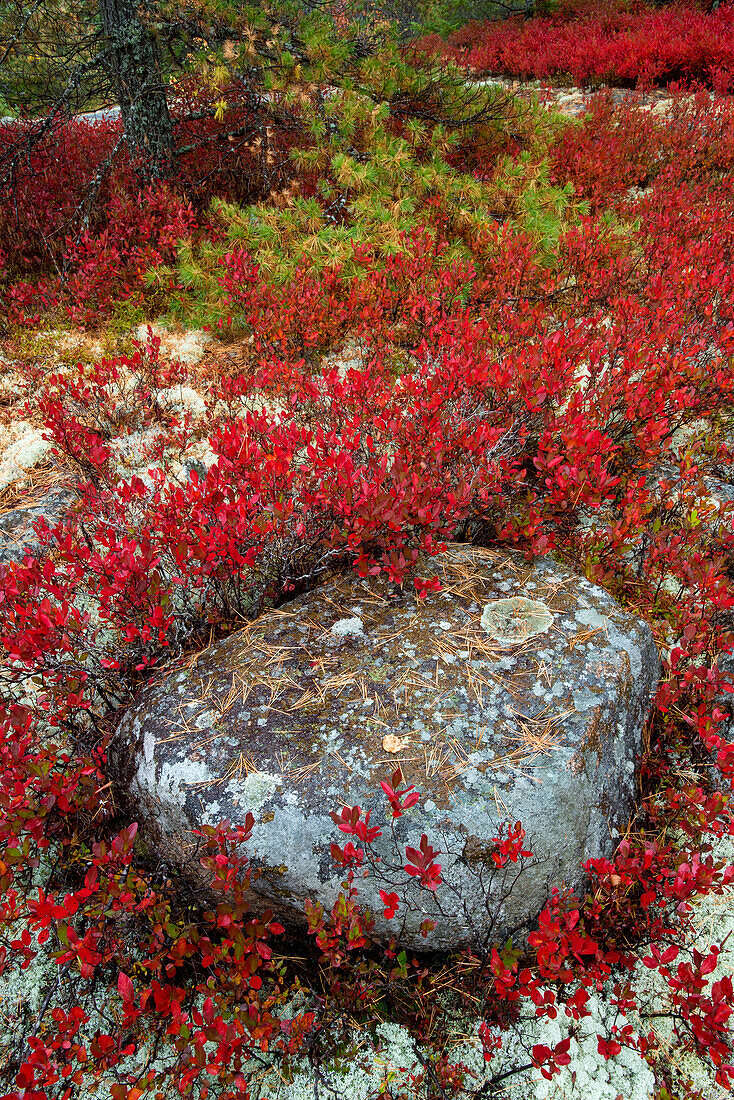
[0,78,303,286]
[4,51,734,1100]
[549,86,734,213]
[0,116,123,272]
[422,0,734,91]
[3,205,734,1090]
[61,186,201,327]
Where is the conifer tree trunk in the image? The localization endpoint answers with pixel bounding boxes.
[99,0,173,178]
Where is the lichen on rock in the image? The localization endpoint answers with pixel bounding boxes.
[480,596,554,645]
[330,616,365,638]
[112,543,660,951]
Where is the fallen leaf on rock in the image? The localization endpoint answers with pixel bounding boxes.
[383,734,411,754]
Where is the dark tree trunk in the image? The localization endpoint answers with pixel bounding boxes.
[98,0,173,178]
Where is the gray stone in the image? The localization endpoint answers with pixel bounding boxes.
[0,487,73,564]
[111,544,660,950]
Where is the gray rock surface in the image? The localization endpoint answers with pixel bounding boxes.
[0,487,73,564]
[112,544,660,950]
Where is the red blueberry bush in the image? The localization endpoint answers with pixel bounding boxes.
[0,79,302,299]
[423,0,734,91]
[4,209,734,1093]
[4,21,734,1100]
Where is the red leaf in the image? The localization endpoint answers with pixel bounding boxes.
[117,972,134,1004]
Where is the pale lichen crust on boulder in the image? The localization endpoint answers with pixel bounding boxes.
[112,544,660,950]
[480,596,554,645]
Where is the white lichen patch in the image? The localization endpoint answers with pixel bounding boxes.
[0,422,52,490]
[156,384,208,420]
[135,323,212,366]
[109,427,219,484]
[108,427,165,475]
[320,340,367,381]
[481,598,554,646]
[168,330,212,366]
[34,328,104,359]
[469,993,656,1100]
[331,616,365,638]
[163,438,220,485]
[185,438,219,469]
[267,1021,423,1100]
[630,831,734,1100]
[0,844,73,1069]
[226,770,281,812]
[159,757,213,797]
[265,995,656,1100]
[0,367,26,404]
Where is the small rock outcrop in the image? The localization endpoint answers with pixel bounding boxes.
[0,487,72,564]
[112,545,660,950]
